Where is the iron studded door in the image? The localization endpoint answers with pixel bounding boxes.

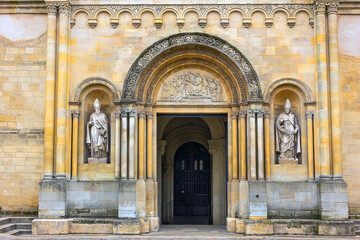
[174,142,210,217]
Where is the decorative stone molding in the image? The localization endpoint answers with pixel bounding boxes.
[71,111,80,118]
[264,111,270,118]
[239,111,247,118]
[154,18,163,28]
[46,4,57,15]
[263,77,313,103]
[88,18,97,28]
[248,109,256,117]
[110,18,119,28]
[146,112,154,119]
[306,111,314,119]
[138,110,146,118]
[314,1,326,15]
[115,111,121,118]
[59,3,71,16]
[70,4,314,29]
[287,17,296,28]
[120,109,127,117]
[327,2,339,14]
[129,109,137,117]
[70,18,75,28]
[265,17,273,28]
[122,32,262,103]
[72,77,121,102]
[0,33,47,48]
[176,18,185,28]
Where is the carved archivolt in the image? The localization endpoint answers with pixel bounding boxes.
[123,33,262,103]
[73,77,121,102]
[70,4,314,29]
[263,78,313,103]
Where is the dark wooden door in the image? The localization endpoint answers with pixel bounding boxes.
[174,142,211,219]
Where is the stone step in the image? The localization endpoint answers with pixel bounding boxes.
[6,229,32,236]
[10,217,35,223]
[0,218,11,226]
[0,223,32,233]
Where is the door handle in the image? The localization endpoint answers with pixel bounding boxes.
[181,190,184,193]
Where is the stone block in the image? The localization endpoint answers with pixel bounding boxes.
[318,221,355,236]
[249,181,267,193]
[249,192,267,202]
[140,218,149,233]
[32,219,70,235]
[245,220,273,235]
[272,220,317,235]
[149,217,159,232]
[113,219,140,235]
[226,217,237,232]
[236,219,245,233]
[249,202,267,219]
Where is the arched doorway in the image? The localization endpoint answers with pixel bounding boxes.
[173,142,211,224]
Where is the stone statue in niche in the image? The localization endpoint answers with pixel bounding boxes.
[86,98,108,163]
[275,99,301,164]
[160,71,225,102]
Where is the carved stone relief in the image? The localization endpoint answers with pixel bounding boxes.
[157,71,226,103]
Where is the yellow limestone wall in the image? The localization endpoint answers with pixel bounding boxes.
[0,14,47,212]
[338,15,360,215]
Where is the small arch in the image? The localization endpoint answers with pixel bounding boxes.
[249,8,268,18]
[138,8,157,18]
[271,8,290,18]
[226,8,246,18]
[183,8,201,18]
[160,8,180,18]
[72,77,121,103]
[116,8,135,18]
[72,8,91,19]
[94,8,113,18]
[294,8,313,18]
[205,8,223,18]
[263,78,313,103]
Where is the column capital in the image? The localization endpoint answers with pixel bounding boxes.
[231,112,238,119]
[146,111,154,119]
[239,111,247,118]
[157,140,166,158]
[314,1,326,15]
[208,139,225,155]
[257,110,264,118]
[58,3,70,16]
[264,111,270,118]
[327,2,339,14]
[120,109,127,118]
[71,110,80,119]
[306,111,314,119]
[129,109,137,118]
[115,111,121,118]
[46,4,57,15]
[248,109,256,117]
[138,110,146,118]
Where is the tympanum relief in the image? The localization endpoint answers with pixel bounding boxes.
[86,98,109,163]
[275,99,301,164]
[157,71,226,103]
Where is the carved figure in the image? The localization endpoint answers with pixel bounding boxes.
[275,99,301,163]
[86,99,108,160]
[160,71,224,102]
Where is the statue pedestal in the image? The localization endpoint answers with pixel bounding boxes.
[278,157,298,164]
[88,157,107,164]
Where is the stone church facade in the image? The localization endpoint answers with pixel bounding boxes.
[0,0,359,235]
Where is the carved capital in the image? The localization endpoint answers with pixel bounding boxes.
[208,139,225,155]
[176,18,185,28]
[231,112,238,119]
[157,140,166,157]
[71,111,80,119]
[115,111,121,118]
[248,109,256,117]
[146,111,154,119]
[306,111,314,119]
[264,111,270,118]
[120,109,127,118]
[46,4,57,15]
[138,110,146,118]
[239,111,247,118]
[314,1,326,15]
[257,110,264,118]
[58,4,70,16]
[129,109,137,118]
[327,2,339,14]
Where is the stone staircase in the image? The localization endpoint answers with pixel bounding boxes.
[354,220,360,235]
[0,217,35,236]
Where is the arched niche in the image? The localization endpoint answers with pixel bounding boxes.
[72,78,120,181]
[267,80,311,182]
[121,33,263,104]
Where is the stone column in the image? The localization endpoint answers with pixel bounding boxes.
[248,109,257,180]
[147,112,154,179]
[257,110,264,180]
[264,112,271,180]
[306,111,315,180]
[239,111,247,180]
[328,2,343,179]
[138,111,146,179]
[115,111,121,179]
[121,109,128,179]
[208,139,226,225]
[231,112,238,180]
[43,4,57,180]
[129,109,136,179]
[71,111,79,180]
[55,3,70,179]
[315,1,331,179]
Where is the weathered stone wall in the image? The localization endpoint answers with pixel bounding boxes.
[0,14,47,212]
[338,15,360,216]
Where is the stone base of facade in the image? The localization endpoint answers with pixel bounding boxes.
[230,219,355,236]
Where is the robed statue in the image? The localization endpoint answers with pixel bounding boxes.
[275,99,301,163]
[86,99,108,162]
